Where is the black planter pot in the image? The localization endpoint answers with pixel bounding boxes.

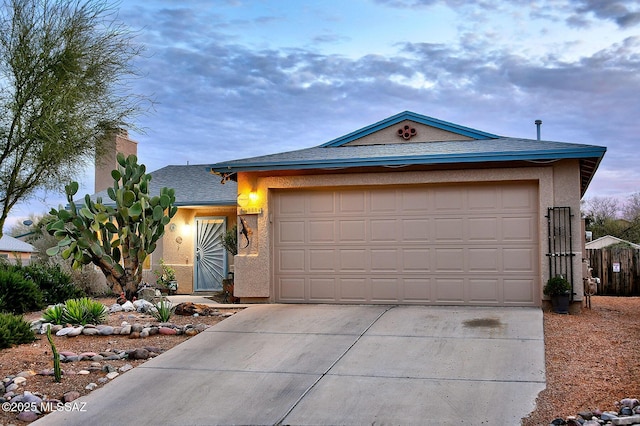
[551,293,570,314]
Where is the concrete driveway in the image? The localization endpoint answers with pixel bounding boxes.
[37,304,545,425]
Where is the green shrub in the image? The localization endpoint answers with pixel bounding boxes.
[150,300,175,322]
[60,297,108,325]
[0,269,43,314]
[543,275,572,296]
[0,313,36,349]
[42,304,65,325]
[21,264,85,304]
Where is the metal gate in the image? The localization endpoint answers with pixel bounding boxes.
[546,207,574,297]
[194,217,227,292]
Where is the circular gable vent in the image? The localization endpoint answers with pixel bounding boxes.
[397,125,417,140]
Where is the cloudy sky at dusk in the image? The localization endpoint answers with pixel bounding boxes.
[6,0,640,230]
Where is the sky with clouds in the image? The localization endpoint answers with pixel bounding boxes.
[6,0,640,230]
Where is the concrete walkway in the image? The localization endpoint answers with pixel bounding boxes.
[37,304,545,425]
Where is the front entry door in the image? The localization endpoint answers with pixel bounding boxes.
[194,217,227,292]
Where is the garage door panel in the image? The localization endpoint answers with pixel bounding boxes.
[371,249,398,271]
[467,187,498,210]
[502,186,536,209]
[278,220,305,243]
[309,249,335,272]
[435,248,465,271]
[401,219,430,240]
[340,192,365,213]
[279,278,306,301]
[404,278,432,301]
[370,190,397,212]
[503,279,535,304]
[274,183,539,306]
[468,248,499,272]
[279,250,305,271]
[309,220,335,242]
[401,189,430,211]
[339,220,366,241]
[434,187,464,211]
[309,278,335,301]
[402,249,430,271]
[502,216,536,241]
[468,218,498,241]
[309,192,335,214]
[434,218,464,241]
[277,192,306,215]
[340,278,367,301]
[339,249,367,271]
[371,278,399,301]
[435,278,465,303]
[371,219,398,241]
[468,279,500,303]
[503,248,535,272]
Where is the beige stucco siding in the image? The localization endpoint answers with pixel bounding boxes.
[234,160,584,304]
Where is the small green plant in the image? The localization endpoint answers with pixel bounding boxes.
[61,298,108,325]
[42,304,66,325]
[46,326,62,382]
[221,225,238,256]
[154,259,178,293]
[0,269,43,314]
[150,300,175,322]
[85,298,109,324]
[543,275,572,296]
[0,313,36,349]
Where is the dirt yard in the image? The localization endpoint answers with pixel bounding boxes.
[0,298,241,424]
[522,296,640,424]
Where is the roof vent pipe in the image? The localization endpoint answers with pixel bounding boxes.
[535,119,542,141]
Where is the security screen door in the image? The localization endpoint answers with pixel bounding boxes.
[194,217,227,291]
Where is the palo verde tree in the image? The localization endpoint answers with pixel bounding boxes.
[0,0,148,237]
[46,153,177,299]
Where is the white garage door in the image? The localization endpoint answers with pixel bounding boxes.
[273,182,539,306]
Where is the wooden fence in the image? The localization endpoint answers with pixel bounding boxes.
[585,248,640,296]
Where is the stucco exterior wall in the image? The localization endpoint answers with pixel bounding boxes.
[0,251,33,265]
[550,159,586,302]
[234,161,584,303]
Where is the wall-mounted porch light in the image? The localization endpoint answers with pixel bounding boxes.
[237,191,261,214]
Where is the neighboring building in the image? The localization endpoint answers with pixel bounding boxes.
[586,235,640,250]
[0,235,35,264]
[209,111,606,308]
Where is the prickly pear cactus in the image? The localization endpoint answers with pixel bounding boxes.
[47,153,178,299]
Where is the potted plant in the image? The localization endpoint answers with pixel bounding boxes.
[154,259,178,295]
[220,225,238,303]
[544,275,571,314]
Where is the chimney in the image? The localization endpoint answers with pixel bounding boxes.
[535,119,542,141]
[95,129,138,193]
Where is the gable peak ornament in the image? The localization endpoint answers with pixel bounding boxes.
[397,125,417,140]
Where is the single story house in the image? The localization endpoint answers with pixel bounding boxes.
[209,111,606,308]
[586,235,640,250]
[0,235,35,264]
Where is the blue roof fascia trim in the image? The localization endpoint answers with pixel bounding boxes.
[211,146,606,174]
[320,111,500,147]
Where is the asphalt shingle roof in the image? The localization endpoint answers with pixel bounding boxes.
[209,138,605,171]
[0,235,35,253]
[87,164,236,207]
